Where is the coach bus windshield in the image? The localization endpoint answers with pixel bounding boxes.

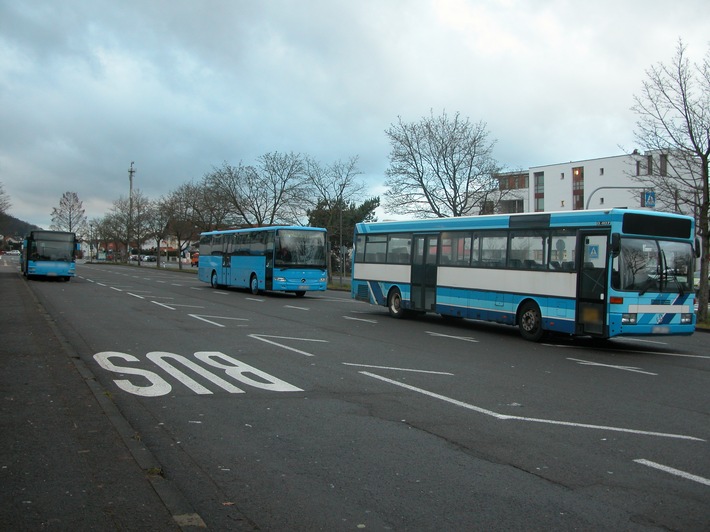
[275,229,326,268]
[612,238,693,294]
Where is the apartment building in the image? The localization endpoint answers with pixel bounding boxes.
[495,151,690,215]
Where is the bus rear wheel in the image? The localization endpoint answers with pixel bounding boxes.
[210,271,219,289]
[388,288,407,319]
[518,301,544,342]
[250,274,260,295]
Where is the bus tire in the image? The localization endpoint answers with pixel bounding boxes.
[294,291,306,297]
[250,274,260,295]
[518,301,544,342]
[388,288,407,319]
[210,271,219,289]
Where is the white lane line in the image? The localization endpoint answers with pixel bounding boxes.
[343,363,453,376]
[426,331,479,343]
[152,301,175,310]
[246,297,264,302]
[188,314,249,327]
[634,459,710,486]
[110,287,123,292]
[248,334,328,357]
[567,358,658,376]
[343,316,377,323]
[170,304,205,309]
[547,344,710,359]
[128,292,145,299]
[97,282,107,286]
[360,372,704,441]
[615,337,668,345]
[284,305,309,311]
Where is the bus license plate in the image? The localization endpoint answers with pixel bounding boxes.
[652,325,670,334]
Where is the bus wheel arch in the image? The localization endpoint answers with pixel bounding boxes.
[517,299,545,342]
[210,270,219,289]
[387,287,407,319]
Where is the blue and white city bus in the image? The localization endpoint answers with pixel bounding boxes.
[21,230,78,281]
[198,226,328,296]
[351,209,698,341]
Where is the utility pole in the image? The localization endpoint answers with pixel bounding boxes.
[128,162,135,260]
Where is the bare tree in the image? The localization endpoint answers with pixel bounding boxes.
[129,189,153,264]
[146,199,171,268]
[50,191,88,236]
[162,184,199,270]
[206,152,306,227]
[0,182,10,216]
[383,110,504,218]
[631,39,710,321]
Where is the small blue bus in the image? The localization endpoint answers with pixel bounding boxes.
[21,230,78,281]
[351,209,698,341]
[198,226,328,296]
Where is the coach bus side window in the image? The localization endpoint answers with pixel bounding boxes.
[509,230,547,269]
[365,235,387,263]
[480,232,507,268]
[441,232,471,266]
[354,235,365,263]
[387,234,411,264]
[549,229,576,271]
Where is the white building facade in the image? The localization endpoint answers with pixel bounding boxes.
[496,151,694,217]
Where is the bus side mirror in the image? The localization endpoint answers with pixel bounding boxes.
[696,237,701,258]
[611,233,620,258]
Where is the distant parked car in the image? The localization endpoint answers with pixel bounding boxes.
[191,252,199,267]
[141,255,157,262]
[6,250,20,255]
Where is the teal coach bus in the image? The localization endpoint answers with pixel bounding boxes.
[351,209,699,341]
[198,226,328,296]
[21,230,78,281]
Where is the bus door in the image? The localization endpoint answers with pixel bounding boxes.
[411,234,438,311]
[222,234,233,285]
[576,230,610,336]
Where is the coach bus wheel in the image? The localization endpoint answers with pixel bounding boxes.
[518,301,544,342]
[210,271,219,289]
[250,274,260,295]
[294,291,306,297]
[388,288,406,319]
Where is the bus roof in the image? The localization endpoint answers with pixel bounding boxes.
[200,226,326,237]
[355,209,694,237]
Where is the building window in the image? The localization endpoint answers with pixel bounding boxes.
[560,172,565,179]
[660,154,668,176]
[534,172,544,212]
[647,155,653,175]
[599,168,604,176]
[572,166,584,210]
[636,160,641,176]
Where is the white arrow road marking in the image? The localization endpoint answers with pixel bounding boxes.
[248,334,328,357]
[360,371,704,441]
[188,314,249,327]
[425,331,479,343]
[567,357,658,375]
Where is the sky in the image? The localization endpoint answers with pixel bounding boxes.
[1,0,708,230]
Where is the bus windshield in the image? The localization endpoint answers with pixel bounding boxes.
[275,229,326,267]
[613,238,693,294]
[30,239,75,262]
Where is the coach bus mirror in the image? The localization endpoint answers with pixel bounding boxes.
[610,233,620,257]
[696,237,701,258]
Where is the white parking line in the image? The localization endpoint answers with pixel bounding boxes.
[343,363,453,375]
[567,357,658,375]
[634,459,710,486]
[343,316,377,323]
[360,372,704,441]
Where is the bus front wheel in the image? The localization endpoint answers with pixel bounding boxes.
[388,288,407,319]
[250,274,260,295]
[518,301,544,342]
[210,271,219,289]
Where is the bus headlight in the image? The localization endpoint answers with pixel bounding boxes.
[621,313,637,324]
[681,313,693,324]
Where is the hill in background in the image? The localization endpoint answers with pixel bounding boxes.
[0,213,43,246]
